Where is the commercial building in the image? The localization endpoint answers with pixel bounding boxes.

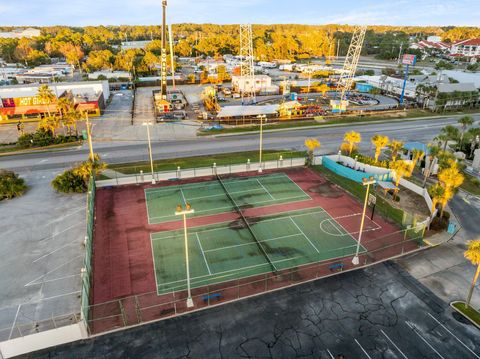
[450,38,480,59]
[231,75,279,95]
[0,27,41,39]
[14,63,74,84]
[0,81,110,122]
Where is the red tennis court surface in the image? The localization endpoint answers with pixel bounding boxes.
[89,167,421,334]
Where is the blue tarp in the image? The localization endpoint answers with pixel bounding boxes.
[404,142,428,154]
[322,157,392,184]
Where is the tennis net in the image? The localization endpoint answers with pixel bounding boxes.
[216,174,277,272]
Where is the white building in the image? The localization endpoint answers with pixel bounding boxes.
[450,39,480,58]
[231,75,279,95]
[15,63,74,84]
[120,41,151,50]
[427,36,442,43]
[88,70,132,80]
[0,27,41,39]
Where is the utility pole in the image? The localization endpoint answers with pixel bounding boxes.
[85,111,94,162]
[160,0,168,100]
[397,43,403,64]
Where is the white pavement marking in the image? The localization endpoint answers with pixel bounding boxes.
[257,179,275,200]
[40,290,81,302]
[24,274,80,287]
[196,233,212,275]
[326,349,335,359]
[380,329,409,359]
[8,305,21,340]
[406,321,446,359]
[355,339,372,359]
[39,222,83,242]
[427,313,480,359]
[25,254,83,287]
[33,239,79,263]
[289,217,319,253]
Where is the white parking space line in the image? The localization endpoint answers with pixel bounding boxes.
[380,329,409,359]
[354,339,372,359]
[427,313,480,359]
[8,305,21,340]
[196,233,212,275]
[406,321,446,359]
[326,349,335,359]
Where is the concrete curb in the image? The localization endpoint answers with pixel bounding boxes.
[450,301,480,329]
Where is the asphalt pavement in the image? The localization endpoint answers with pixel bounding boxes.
[22,262,480,359]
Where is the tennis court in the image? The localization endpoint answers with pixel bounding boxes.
[145,173,311,224]
[151,207,367,294]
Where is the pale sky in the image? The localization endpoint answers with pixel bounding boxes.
[0,0,479,26]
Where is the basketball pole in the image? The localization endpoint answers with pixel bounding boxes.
[175,204,195,308]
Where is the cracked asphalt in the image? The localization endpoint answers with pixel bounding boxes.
[22,262,479,359]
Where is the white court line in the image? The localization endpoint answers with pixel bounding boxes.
[196,233,212,275]
[150,233,160,295]
[33,239,79,263]
[289,217,319,253]
[257,179,275,200]
[327,219,345,235]
[156,254,304,288]
[188,187,265,201]
[180,188,187,205]
[326,349,335,359]
[427,313,480,359]
[203,233,303,253]
[151,209,326,241]
[380,329,409,359]
[355,339,372,359]
[406,321,445,359]
[8,305,21,340]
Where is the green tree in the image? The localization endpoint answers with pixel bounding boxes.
[458,115,474,150]
[343,131,361,156]
[464,240,480,308]
[0,170,27,200]
[371,134,389,163]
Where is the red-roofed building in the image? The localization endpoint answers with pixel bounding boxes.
[410,40,450,52]
[450,39,480,58]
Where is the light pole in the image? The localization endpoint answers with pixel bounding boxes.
[84,111,94,162]
[142,121,155,184]
[257,114,266,173]
[175,203,195,308]
[352,176,376,265]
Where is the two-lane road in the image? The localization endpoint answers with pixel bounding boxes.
[0,116,477,172]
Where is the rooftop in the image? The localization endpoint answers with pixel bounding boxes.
[217,104,279,118]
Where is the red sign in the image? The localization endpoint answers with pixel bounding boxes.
[402,54,417,66]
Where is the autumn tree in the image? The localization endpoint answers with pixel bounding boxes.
[343,131,361,156]
[371,134,389,163]
[389,140,404,161]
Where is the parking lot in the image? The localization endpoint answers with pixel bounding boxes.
[26,262,479,358]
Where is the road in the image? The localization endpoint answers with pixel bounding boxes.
[1,116,477,173]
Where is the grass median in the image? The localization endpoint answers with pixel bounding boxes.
[452,301,480,327]
[106,150,306,176]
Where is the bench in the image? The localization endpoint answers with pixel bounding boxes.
[203,293,223,303]
[329,263,344,272]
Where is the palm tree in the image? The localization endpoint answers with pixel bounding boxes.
[304,138,321,166]
[64,108,82,136]
[423,144,441,187]
[343,131,361,156]
[57,97,73,134]
[458,115,474,150]
[438,125,460,150]
[371,134,389,163]
[428,183,445,214]
[437,165,464,216]
[389,160,411,200]
[389,140,404,161]
[409,149,425,175]
[464,240,480,308]
[37,84,56,119]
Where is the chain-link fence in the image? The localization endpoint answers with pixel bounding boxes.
[82,173,96,322]
[85,224,426,335]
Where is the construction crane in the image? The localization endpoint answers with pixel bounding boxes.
[333,25,367,112]
[160,0,168,100]
[239,24,256,105]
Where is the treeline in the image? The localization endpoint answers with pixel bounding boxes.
[1,24,479,74]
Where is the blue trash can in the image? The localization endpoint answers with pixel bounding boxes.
[447,221,457,234]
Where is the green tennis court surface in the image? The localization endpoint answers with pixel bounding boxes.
[145,173,311,224]
[151,207,366,294]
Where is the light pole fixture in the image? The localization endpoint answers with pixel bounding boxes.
[84,111,95,162]
[175,203,195,308]
[352,176,376,265]
[142,121,155,184]
[257,114,266,173]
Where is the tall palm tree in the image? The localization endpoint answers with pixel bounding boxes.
[64,108,82,136]
[371,134,389,163]
[423,144,441,187]
[458,115,474,150]
[37,84,56,119]
[389,140,404,161]
[409,149,425,175]
[437,164,464,217]
[464,239,480,308]
[428,183,445,214]
[439,125,460,150]
[343,131,361,156]
[304,138,321,166]
[389,160,411,200]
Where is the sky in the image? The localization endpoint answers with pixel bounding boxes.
[0,0,479,27]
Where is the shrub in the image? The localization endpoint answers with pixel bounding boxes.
[17,129,80,149]
[430,216,449,231]
[0,170,27,200]
[51,155,106,193]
